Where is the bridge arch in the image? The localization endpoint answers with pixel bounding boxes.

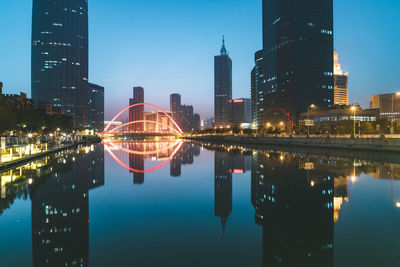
[103,103,183,134]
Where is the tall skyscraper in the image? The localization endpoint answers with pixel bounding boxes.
[214,37,232,127]
[262,0,334,127]
[129,87,144,132]
[31,0,89,127]
[88,83,104,132]
[0,82,3,95]
[251,50,264,127]
[334,51,349,105]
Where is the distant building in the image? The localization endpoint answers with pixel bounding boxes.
[129,87,144,132]
[230,98,251,125]
[0,82,3,95]
[169,93,198,132]
[334,51,349,105]
[192,114,201,131]
[214,37,232,127]
[202,118,214,129]
[3,92,34,111]
[300,105,379,125]
[251,50,264,127]
[262,0,334,126]
[31,0,89,127]
[88,83,104,132]
[370,93,400,119]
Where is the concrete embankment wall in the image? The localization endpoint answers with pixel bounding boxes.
[185,135,400,152]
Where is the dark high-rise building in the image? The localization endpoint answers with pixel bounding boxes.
[31,0,89,127]
[170,93,181,115]
[0,82,3,95]
[214,151,232,234]
[214,37,232,127]
[170,93,198,132]
[129,87,144,132]
[192,113,201,131]
[262,0,334,127]
[251,50,265,127]
[88,83,104,132]
[230,98,251,125]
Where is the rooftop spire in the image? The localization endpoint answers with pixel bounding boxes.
[220,36,227,55]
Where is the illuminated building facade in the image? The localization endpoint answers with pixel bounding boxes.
[262,0,334,126]
[230,98,251,125]
[88,83,104,132]
[370,93,400,119]
[31,0,89,127]
[129,87,145,132]
[214,37,232,127]
[334,51,349,105]
[251,50,265,127]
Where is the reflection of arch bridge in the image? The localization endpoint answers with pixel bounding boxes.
[103,103,184,135]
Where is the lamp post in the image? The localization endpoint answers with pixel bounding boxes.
[351,106,357,136]
[390,92,400,134]
[307,104,315,135]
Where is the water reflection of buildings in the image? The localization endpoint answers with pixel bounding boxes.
[30,145,104,267]
[214,149,251,234]
[251,151,334,266]
[125,142,200,182]
[170,143,200,177]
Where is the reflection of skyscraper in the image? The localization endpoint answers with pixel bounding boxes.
[214,151,232,234]
[170,143,199,177]
[31,145,104,267]
[251,152,334,266]
[128,143,145,184]
[129,87,145,132]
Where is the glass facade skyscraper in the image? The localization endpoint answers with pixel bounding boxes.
[31,0,89,127]
[251,50,264,127]
[262,0,334,127]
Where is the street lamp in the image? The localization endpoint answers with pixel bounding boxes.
[390,92,400,134]
[351,106,357,136]
[307,104,316,135]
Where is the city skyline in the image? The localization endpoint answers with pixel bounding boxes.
[0,0,399,120]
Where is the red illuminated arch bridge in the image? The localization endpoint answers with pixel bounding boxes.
[103,103,184,135]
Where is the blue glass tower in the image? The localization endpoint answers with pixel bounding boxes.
[31,0,89,127]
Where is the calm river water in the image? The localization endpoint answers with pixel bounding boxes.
[0,141,399,267]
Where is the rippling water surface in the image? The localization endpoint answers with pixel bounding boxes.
[0,142,399,267]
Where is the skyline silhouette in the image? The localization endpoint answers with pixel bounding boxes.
[0,0,399,120]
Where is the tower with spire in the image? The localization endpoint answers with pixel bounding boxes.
[220,36,227,55]
[214,36,232,127]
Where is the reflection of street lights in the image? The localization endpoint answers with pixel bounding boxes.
[391,92,400,134]
[307,104,315,135]
[351,106,357,136]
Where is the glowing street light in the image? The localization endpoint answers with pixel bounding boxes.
[28,133,33,138]
[351,106,357,136]
[307,104,316,135]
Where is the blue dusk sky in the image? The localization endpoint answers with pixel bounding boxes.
[0,0,399,120]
